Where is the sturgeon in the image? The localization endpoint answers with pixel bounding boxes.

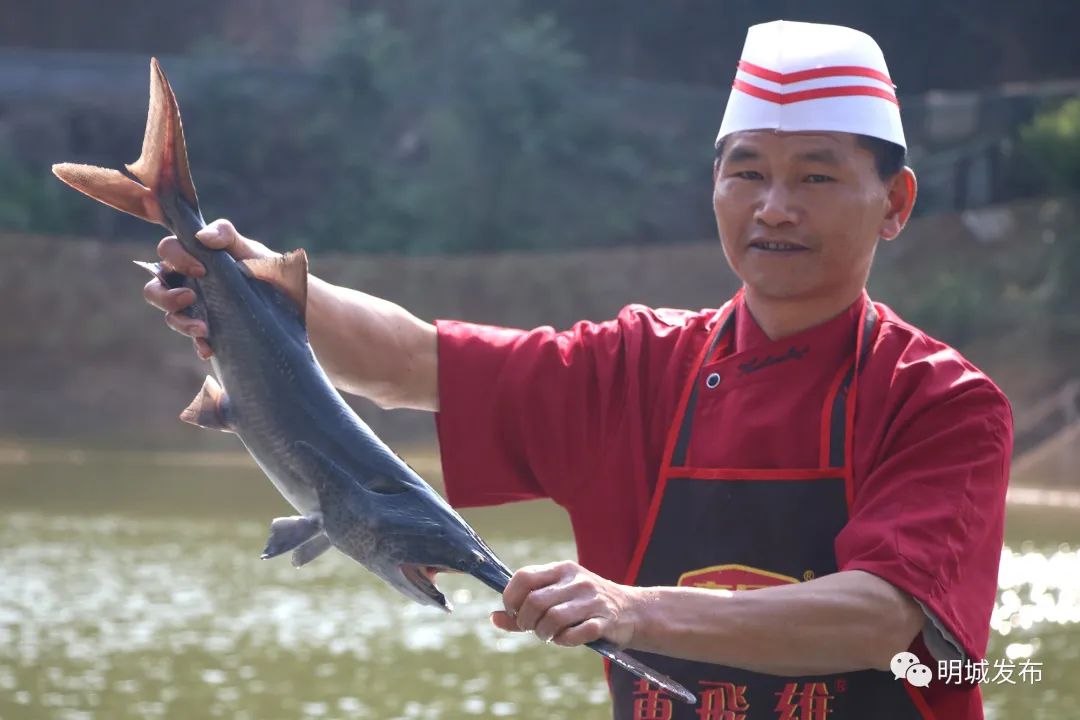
[52,58,695,705]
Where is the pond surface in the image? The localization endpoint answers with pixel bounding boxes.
[0,446,1077,719]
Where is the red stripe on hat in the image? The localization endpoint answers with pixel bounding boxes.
[733,78,900,106]
[738,60,894,88]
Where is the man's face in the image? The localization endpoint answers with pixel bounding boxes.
[712,130,912,305]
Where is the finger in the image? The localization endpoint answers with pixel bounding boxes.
[516,580,588,635]
[489,611,527,633]
[142,278,171,311]
[194,219,234,250]
[164,311,208,339]
[552,617,605,648]
[534,598,597,645]
[157,236,205,277]
[196,218,240,251]
[503,562,574,629]
[196,218,270,261]
[503,562,573,618]
[144,282,197,314]
[194,337,214,360]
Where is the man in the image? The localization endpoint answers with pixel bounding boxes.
[145,20,1011,720]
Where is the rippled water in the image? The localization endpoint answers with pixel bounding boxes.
[1,448,1077,718]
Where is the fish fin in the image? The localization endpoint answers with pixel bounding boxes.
[239,250,308,323]
[179,375,234,432]
[291,533,333,568]
[52,164,165,225]
[133,260,202,320]
[262,515,323,559]
[53,59,200,229]
[133,260,187,290]
[125,58,200,212]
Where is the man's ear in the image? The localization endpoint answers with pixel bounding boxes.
[880,167,917,241]
[713,158,721,186]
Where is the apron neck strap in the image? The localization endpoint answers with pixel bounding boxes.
[670,294,879,470]
[670,308,736,467]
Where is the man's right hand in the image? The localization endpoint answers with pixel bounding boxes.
[143,218,275,359]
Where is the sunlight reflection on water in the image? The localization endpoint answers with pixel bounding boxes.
[995,545,1080,636]
[983,544,1080,719]
[0,511,607,719]
[0,484,1077,717]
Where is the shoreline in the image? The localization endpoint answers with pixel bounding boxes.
[2,434,1073,503]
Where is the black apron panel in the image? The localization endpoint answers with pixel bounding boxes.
[634,477,849,589]
[613,475,925,720]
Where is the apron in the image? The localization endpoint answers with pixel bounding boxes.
[609,292,933,720]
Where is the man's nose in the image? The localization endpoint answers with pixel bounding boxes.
[754,183,799,227]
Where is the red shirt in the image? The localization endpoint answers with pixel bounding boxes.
[435,295,1012,716]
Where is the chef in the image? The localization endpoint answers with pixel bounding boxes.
[437,20,1012,719]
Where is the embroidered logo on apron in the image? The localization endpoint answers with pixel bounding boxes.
[678,564,800,592]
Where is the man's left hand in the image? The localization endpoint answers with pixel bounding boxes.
[491,561,642,648]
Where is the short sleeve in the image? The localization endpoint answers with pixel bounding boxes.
[836,378,1013,662]
[434,305,686,511]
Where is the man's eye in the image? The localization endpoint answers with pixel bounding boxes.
[732,170,763,180]
[805,174,835,183]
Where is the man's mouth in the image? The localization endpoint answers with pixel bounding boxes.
[749,240,809,252]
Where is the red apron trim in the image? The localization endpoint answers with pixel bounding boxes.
[903,683,938,720]
[844,302,871,509]
[664,467,845,481]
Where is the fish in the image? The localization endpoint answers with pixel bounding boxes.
[52,58,696,705]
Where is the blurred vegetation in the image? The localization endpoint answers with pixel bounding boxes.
[4,3,1077,258]
[7,0,1078,93]
[859,99,1080,347]
[1019,101,1080,324]
[0,153,90,234]
[874,103,1080,346]
[180,5,692,254]
[1021,97,1080,194]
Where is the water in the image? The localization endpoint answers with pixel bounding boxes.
[1,447,1077,719]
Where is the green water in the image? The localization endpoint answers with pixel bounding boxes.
[1,449,1077,719]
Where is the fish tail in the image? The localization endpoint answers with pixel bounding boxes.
[53,58,202,231]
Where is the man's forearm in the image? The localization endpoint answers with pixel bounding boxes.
[628,570,924,676]
[306,276,438,412]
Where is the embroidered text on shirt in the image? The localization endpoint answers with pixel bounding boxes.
[737,345,809,374]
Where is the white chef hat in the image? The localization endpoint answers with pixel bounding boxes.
[717,20,906,149]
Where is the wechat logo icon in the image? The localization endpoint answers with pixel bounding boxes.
[891,651,932,687]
